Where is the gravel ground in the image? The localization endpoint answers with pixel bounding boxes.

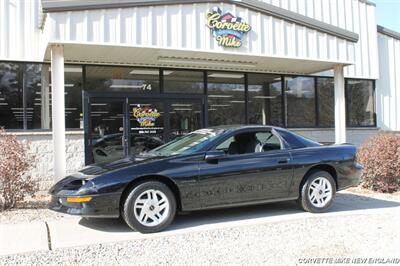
[1,198,400,265]
[0,195,73,224]
[1,189,400,265]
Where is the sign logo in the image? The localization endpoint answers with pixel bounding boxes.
[132,105,160,127]
[206,7,251,48]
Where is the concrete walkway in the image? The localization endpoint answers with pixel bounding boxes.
[1,191,400,256]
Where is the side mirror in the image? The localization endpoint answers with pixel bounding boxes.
[204,150,226,162]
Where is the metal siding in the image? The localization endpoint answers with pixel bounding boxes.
[45,2,356,67]
[0,0,44,61]
[376,33,400,131]
[264,0,379,79]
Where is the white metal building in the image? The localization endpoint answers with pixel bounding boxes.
[0,0,399,189]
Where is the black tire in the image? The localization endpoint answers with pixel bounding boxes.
[298,171,336,213]
[122,181,176,233]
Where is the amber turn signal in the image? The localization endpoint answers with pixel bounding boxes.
[66,196,92,203]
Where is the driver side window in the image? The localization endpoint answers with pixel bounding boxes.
[215,131,282,155]
[216,136,234,154]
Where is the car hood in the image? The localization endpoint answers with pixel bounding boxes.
[79,153,166,177]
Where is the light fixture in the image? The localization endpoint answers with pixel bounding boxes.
[171,104,193,107]
[48,84,74,88]
[253,96,277,99]
[0,103,8,106]
[91,103,107,106]
[129,69,173,75]
[230,101,245,103]
[208,95,233,98]
[208,73,244,79]
[91,111,109,114]
[48,67,82,73]
[173,108,193,111]
[211,104,230,107]
[109,85,142,89]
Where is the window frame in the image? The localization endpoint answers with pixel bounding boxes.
[345,78,377,128]
[0,60,378,131]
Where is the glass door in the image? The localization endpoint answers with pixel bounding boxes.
[88,98,126,164]
[84,93,206,164]
[128,99,165,156]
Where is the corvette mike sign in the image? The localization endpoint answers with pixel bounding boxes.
[206,7,252,48]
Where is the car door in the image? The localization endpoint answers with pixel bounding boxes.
[197,130,293,208]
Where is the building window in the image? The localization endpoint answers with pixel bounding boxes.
[0,63,24,129]
[63,66,84,129]
[26,64,49,129]
[346,79,375,127]
[163,70,204,94]
[207,72,245,126]
[285,77,316,127]
[85,66,160,93]
[317,77,334,127]
[247,74,283,126]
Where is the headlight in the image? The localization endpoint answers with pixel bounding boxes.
[77,180,98,195]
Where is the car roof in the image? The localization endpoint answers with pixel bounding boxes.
[204,124,278,132]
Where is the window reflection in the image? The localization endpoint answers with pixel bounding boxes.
[248,74,282,126]
[164,70,204,94]
[0,63,24,129]
[25,64,48,129]
[317,78,334,127]
[86,66,159,93]
[207,72,245,126]
[64,66,83,129]
[285,77,316,127]
[346,80,375,126]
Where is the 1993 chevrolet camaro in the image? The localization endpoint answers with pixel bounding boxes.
[49,125,362,233]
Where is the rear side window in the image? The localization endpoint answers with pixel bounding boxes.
[276,129,320,149]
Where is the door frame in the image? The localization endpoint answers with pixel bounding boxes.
[83,91,206,165]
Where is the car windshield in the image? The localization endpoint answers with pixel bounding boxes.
[147,128,224,156]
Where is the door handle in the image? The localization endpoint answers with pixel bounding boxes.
[278,158,290,164]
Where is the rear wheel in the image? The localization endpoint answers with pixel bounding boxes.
[298,171,336,213]
[123,181,176,233]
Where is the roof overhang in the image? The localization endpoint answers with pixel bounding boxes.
[378,25,400,41]
[44,42,352,75]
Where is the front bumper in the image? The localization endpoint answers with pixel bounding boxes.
[49,192,121,218]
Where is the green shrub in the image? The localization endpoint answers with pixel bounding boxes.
[357,133,400,193]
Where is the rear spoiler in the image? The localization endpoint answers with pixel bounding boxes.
[320,142,355,146]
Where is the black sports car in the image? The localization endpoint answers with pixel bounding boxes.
[49,125,363,233]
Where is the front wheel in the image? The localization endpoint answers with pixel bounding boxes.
[298,171,336,213]
[122,181,176,233]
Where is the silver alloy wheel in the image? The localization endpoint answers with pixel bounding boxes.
[308,177,333,208]
[134,189,170,227]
